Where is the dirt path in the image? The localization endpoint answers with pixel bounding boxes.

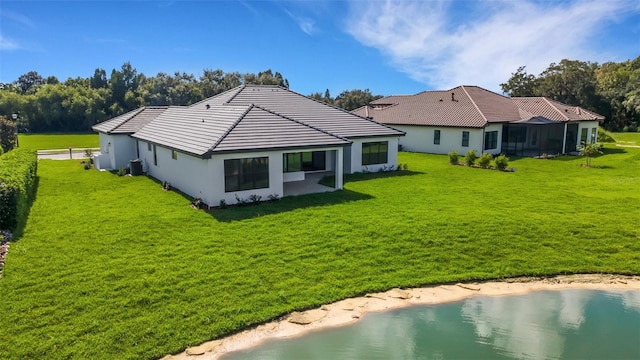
[162,274,640,360]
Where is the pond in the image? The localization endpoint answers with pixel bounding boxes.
[222,290,640,360]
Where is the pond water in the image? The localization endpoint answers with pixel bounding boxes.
[222,290,640,360]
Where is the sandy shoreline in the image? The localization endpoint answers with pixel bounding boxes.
[162,274,640,360]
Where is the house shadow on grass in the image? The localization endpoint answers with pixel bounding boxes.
[208,189,373,222]
[338,170,424,184]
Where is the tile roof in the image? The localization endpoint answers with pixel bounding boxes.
[131,105,350,157]
[92,106,169,134]
[511,97,605,122]
[354,86,604,128]
[193,85,404,138]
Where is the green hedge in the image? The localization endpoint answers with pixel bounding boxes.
[0,149,38,231]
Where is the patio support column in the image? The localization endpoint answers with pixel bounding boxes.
[335,148,344,190]
[562,122,568,154]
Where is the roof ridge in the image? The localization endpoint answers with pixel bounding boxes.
[252,104,352,143]
[109,107,147,134]
[207,104,253,154]
[224,84,247,104]
[460,86,488,123]
[542,97,570,120]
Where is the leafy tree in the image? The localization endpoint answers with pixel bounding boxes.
[579,142,603,167]
[0,115,18,152]
[90,68,108,89]
[334,89,382,111]
[500,66,537,96]
[244,69,289,88]
[16,71,45,94]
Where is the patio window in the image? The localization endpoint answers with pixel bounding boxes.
[434,130,441,145]
[283,151,325,172]
[362,141,388,165]
[462,131,470,147]
[580,128,588,145]
[484,131,498,150]
[224,157,269,192]
[591,127,597,143]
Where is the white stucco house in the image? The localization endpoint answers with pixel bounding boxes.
[92,85,404,206]
[352,86,604,157]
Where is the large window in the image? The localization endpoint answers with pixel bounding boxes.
[362,141,388,165]
[224,157,270,192]
[462,131,470,147]
[283,151,325,172]
[591,127,597,143]
[484,131,498,150]
[434,130,441,145]
[580,128,588,145]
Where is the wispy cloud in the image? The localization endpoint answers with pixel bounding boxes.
[283,9,317,35]
[345,0,635,91]
[0,35,21,51]
[2,10,36,29]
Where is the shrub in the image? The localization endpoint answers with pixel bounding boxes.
[248,194,262,204]
[116,168,128,176]
[465,149,478,166]
[219,199,227,209]
[0,148,38,231]
[267,193,280,201]
[448,150,459,165]
[478,153,493,169]
[494,154,510,171]
[596,128,615,143]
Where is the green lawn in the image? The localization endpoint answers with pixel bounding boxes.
[1,146,639,359]
[611,131,640,146]
[18,133,99,150]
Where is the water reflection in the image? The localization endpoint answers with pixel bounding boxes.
[461,290,591,359]
[223,290,640,360]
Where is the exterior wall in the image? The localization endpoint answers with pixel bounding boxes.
[577,121,600,144]
[393,125,485,155]
[96,133,138,170]
[349,136,400,173]
[137,141,344,206]
[482,123,503,155]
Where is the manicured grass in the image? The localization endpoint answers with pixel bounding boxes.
[18,133,99,150]
[611,131,640,146]
[1,146,639,359]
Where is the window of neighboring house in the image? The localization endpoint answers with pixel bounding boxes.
[462,131,470,147]
[580,128,588,145]
[224,157,270,192]
[153,145,157,166]
[434,130,441,145]
[484,131,498,150]
[362,141,388,165]
[283,151,326,172]
[148,142,152,151]
[591,127,597,143]
[171,150,178,160]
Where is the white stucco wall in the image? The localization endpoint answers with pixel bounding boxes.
[96,133,138,170]
[137,141,345,206]
[393,125,486,155]
[577,121,600,144]
[349,136,400,173]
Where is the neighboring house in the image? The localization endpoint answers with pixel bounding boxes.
[352,86,604,157]
[92,85,404,206]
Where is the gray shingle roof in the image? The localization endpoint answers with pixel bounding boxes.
[92,106,169,134]
[193,85,404,138]
[131,105,350,157]
[354,85,604,128]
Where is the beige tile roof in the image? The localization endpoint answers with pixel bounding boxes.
[193,85,404,138]
[511,97,605,122]
[131,105,349,157]
[92,106,169,134]
[353,86,604,128]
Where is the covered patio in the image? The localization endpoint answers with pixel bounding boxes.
[283,171,337,197]
[501,118,570,157]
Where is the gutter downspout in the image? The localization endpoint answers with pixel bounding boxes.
[562,122,568,154]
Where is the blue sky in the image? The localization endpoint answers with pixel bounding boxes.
[1,0,639,96]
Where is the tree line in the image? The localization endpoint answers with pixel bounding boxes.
[501,57,640,131]
[1,57,638,134]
